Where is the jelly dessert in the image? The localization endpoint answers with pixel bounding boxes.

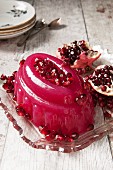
[57,40,101,74]
[14,53,95,139]
[1,53,95,141]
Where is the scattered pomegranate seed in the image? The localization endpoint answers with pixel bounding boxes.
[2,83,9,90]
[56,135,64,141]
[45,134,55,141]
[19,59,25,66]
[13,95,17,101]
[65,137,73,142]
[40,127,50,136]
[71,133,79,140]
[87,124,94,131]
[16,105,25,116]
[75,93,86,105]
[104,111,111,118]
[0,74,7,80]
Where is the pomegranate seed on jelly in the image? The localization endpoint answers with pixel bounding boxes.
[34,58,73,86]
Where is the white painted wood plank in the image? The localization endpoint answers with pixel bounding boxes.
[0,109,9,163]
[0,123,113,170]
[0,40,25,166]
[25,0,87,54]
[81,0,113,157]
[0,0,34,166]
[81,0,113,53]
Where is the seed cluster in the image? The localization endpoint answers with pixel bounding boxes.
[89,65,113,91]
[0,72,16,93]
[34,58,73,86]
[16,104,31,120]
[38,122,94,142]
[91,88,113,116]
[58,40,89,65]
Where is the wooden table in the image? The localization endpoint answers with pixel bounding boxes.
[0,0,113,169]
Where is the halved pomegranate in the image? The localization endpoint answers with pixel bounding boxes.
[88,65,113,96]
[57,40,101,73]
[85,65,113,117]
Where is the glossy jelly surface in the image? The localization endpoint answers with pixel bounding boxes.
[14,53,95,137]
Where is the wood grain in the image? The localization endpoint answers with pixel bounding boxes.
[0,0,113,170]
[81,0,113,53]
[81,0,113,157]
[0,0,34,167]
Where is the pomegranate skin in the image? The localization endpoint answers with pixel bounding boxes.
[14,53,95,136]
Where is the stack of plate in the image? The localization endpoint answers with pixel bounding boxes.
[0,0,36,39]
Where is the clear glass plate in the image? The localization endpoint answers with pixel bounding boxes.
[0,88,113,153]
[0,46,113,153]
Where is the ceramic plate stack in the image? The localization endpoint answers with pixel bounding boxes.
[0,0,36,39]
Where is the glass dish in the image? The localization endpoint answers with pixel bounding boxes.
[0,46,113,153]
[0,88,113,153]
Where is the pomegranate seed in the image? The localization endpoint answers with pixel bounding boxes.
[56,135,64,141]
[71,133,79,140]
[107,103,113,109]
[99,101,106,108]
[13,95,17,101]
[65,137,73,142]
[77,68,84,75]
[25,113,31,120]
[45,134,55,141]
[101,85,107,91]
[0,74,7,80]
[104,111,111,118]
[98,96,103,102]
[12,71,17,77]
[16,105,25,116]
[2,83,9,90]
[41,127,50,136]
[87,124,94,131]
[19,59,25,66]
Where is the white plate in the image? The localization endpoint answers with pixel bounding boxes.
[0,16,36,34]
[0,0,35,30]
[0,21,35,39]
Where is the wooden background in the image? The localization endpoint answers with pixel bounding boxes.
[0,0,113,169]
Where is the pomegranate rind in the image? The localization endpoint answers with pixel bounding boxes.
[56,40,101,69]
[72,51,101,69]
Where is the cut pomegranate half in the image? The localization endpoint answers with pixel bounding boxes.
[57,40,101,70]
[88,65,113,96]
